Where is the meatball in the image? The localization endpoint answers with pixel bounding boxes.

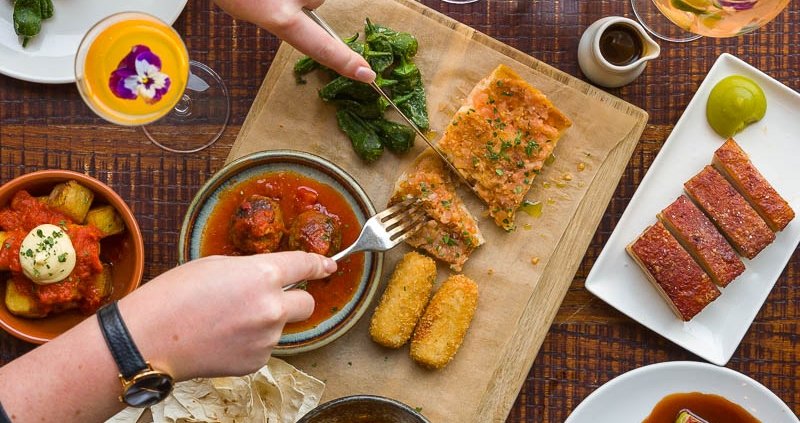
[229,195,285,254]
[288,210,342,256]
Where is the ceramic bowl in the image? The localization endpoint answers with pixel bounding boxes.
[297,395,431,423]
[179,150,383,355]
[0,170,145,344]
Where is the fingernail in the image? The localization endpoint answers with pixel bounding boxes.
[323,258,337,273]
[354,66,376,83]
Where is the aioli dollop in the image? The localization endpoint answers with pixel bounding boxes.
[19,223,76,284]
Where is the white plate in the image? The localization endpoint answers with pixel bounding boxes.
[565,361,799,422]
[0,0,187,83]
[585,53,800,366]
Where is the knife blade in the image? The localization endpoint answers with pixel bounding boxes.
[302,8,480,195]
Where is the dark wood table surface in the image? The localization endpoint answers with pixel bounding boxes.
[1,1,798,421]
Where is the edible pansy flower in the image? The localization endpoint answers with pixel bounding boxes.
[109,45,171,103]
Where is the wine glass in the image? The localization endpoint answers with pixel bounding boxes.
[74,12,230,153]
[631,0,791,42]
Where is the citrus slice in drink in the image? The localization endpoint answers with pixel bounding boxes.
[671,0,715,13]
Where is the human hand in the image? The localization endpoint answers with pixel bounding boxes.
[118,251,337,381]
[214,0,376,83]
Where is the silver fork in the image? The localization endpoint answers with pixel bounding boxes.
[283,198,426,291]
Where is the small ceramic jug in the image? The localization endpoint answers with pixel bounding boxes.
[578,16,661,88]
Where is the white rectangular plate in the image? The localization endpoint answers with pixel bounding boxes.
[585,53,800,366]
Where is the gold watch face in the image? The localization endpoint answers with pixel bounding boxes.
[122,370,174,408]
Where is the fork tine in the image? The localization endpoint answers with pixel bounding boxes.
[391,220,427,244]
[387,211,428,240]
[381,203,423,229]
[374,198,416,220]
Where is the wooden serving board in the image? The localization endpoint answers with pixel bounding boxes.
[228,1,648,421]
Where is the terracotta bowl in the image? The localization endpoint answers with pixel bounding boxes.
[179,150,383,355]
[297,395,431,423]
[0,170,145,344]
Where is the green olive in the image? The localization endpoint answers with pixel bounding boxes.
[706,75,766,138]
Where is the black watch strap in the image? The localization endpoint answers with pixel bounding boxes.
[97,301,148,380]
[0,400,12,423]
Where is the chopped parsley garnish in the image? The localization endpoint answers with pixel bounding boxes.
[495,168,504,176]
[36,229,43,237]
[57,253,68,263]
[525,140,540,157]
[441,234,457,246]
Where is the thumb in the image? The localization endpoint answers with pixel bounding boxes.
[254,251,337,287]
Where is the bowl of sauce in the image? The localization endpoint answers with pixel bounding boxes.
[0,170,144,344]
[297,395,430,423]
[179,150,383,355]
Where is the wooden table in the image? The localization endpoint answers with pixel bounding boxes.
[0,1,797,421]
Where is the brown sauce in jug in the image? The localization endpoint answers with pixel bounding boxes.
[642,392,761,423]
[599,23,643,66]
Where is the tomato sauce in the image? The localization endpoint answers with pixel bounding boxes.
[200,171,365,334]
[0,190,117,315]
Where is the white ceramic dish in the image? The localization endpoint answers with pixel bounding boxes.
[585,53,800,366]
[0,0,187,83]
[565,361,798,422]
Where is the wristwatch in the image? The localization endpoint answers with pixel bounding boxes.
[97,302,174,408]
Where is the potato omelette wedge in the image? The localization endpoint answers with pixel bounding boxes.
[438,64,572,230]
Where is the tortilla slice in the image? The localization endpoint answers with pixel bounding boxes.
[438,64,572,230]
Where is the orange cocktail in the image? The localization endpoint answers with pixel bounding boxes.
[652,0,789,37]
[75,12,189,126]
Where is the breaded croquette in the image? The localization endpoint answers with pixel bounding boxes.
[370,252,436,348]
[410,274,478,369]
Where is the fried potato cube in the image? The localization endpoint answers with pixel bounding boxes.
[94,264,113,299]
[370,252,436,348]
[85,205,125,237]
[48,180,94,223]
[410,274,478,369]
[0,232,9,271]
[5,279,47,318]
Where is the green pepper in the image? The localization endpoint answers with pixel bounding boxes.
[391,57,422,93]
[393,86,429,130]
[365,19,418,59]
[369,119,415,153]
[13,0,42,48]
[294,19,428,162]
[336,109,384,162]
[39,0,53,20]
[293,57,319,84]
[319,76,378,102]
[333,99,388,119]
[294,33,363,83]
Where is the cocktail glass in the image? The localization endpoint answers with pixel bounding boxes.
[631,0,790,42]
[75,12,229,153]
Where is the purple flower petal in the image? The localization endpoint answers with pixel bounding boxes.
[718,0,756,10]
[108,68,138,100]
[134,49,162,73]
[117,45,153,71]
[146,76,171,104]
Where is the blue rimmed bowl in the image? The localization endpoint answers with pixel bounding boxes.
[179,150,383,355]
